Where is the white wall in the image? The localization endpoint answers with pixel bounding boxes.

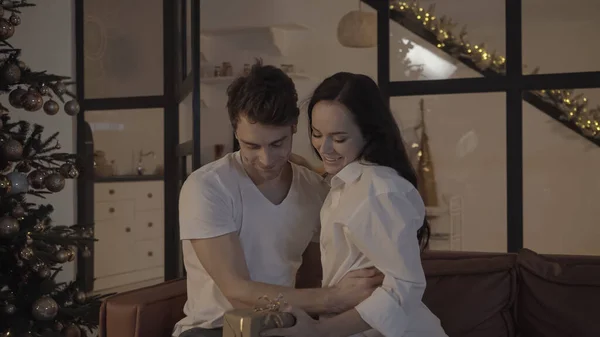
[199,0,600,255]
[2,0,77,282]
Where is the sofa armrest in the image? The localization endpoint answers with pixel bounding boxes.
[99,278,187,337]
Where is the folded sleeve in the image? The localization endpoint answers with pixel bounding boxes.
[346,190,427,337]
[178,172,238,240]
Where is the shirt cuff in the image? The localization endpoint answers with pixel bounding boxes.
[355,287,408,337]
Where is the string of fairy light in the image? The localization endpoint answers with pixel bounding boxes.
[389,0,600,140]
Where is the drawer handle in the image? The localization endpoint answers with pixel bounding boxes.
[147,193,153,198]
[125,227,131,233]
[109,207,115,213]
[147,251,153,257]
[147,222,153,228]
[109,189,115,195]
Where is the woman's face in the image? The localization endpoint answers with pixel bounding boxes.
[311,100,365,175]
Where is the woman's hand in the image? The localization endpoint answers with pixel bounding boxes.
[260,304,326,337]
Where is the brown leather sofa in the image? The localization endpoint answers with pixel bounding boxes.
[99,248,600,337]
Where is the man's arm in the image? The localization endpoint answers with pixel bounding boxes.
[191,234,334,314]
[190,234,382,315]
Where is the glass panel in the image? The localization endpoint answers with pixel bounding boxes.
[389,0,505,81]
[85,108,164,177]
[84,0,163,98]
[523,87,600,255]
[523,0,600,74]
[198,92,234,165]
[391,93,507,252]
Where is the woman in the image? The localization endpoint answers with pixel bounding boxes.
[262,73,447,337]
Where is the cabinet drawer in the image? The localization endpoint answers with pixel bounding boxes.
[94,241,137,279]
[135,210,163,241]
[134,182,163,211]
[95,200,135,222]
[94,219,137,245]
[135,239,164,270]
[95,183,136,202]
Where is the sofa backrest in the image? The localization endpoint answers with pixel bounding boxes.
[422,251,518,337]
[99,278,187,337]
[515,249,600,337]
[99,249,600,337]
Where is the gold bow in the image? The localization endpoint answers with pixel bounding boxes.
[254,294,289,328]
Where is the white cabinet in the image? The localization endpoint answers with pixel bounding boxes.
[93,181,164,293]
[426,195,463,251]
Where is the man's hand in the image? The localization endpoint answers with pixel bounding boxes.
[329,267,384,314]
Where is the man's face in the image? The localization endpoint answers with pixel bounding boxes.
[235,115,296,183]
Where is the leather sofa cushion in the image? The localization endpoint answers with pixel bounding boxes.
[516,248,600,337]
[422,251,517,337]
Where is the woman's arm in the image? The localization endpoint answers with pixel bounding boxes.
[318,190,427,337]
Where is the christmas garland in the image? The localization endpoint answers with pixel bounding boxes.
[389,0,600,141]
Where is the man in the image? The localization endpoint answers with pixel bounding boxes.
[173,60,382,337]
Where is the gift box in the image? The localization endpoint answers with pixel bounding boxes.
[222,295,296,337]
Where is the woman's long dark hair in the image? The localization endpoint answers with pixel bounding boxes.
[307,72,430,251]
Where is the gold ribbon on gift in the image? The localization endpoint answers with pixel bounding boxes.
[223,294,296,337]
[253,294,293,328]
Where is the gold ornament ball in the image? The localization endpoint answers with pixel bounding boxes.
[64,100,80,116]
[38,267,51,278]
[2,63,20,84]
[20,246,34,260]
[74,291,87,304]
[2,138,23,161]
[55,249,70,263]
[63,325,81,337]
[31,296,59,321]
[53,81,66,95]
[44,172,65,192]
[0,18,14,40]
[21,92,44,112]
[27,170,47,189]
[0,216,19,237]
[8,87,26,108]
[59,163,79,179]
[12,204,26,218]
[9,14,20,26]
[43,100,60,115]
[67,247,76,262]
[39,85,50,95]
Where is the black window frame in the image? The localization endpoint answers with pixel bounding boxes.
[364,0,600,253]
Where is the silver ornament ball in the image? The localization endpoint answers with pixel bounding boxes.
[6,171,28,195]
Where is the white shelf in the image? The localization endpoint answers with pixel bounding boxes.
[201,23,309,56]
[426,205,448,218]
[201,73,312,85]
[200,23,309,37]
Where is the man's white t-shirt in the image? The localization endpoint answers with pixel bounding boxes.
[172,151,328,336]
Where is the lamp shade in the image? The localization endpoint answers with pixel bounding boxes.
[337,10,377,48]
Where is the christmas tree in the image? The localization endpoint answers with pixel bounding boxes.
[0,2,105,337]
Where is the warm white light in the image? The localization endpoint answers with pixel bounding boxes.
[401,38,457,79]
